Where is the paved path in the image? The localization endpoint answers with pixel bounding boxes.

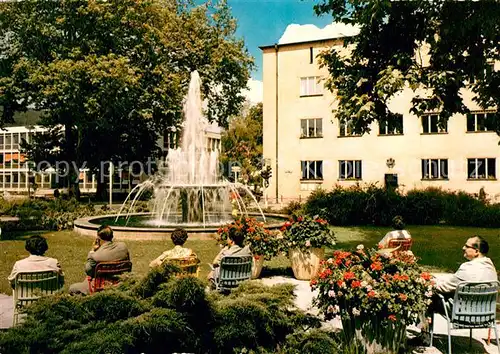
[0,294,13,329]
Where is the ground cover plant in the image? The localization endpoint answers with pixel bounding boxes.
[0,265,321,354]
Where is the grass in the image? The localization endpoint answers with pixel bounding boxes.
[1,224,499,295]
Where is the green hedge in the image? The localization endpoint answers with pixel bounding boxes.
[303,184,500,227]
[0,264,324,354]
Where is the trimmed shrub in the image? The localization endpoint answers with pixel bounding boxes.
[304,184,500,228]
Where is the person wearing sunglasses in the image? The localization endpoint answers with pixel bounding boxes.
[412,235,497,346]
[435,235,497,295]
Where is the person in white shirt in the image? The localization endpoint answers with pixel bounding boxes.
[8,235,64,288]
[435,235,497,295]
[378,215,411,249]
[413,235,497,346]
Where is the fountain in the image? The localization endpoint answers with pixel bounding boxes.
[74,71,285,239]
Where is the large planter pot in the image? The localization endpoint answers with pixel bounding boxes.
[251,255,265,279]
[289,248,324,280]
[343,317,406,354]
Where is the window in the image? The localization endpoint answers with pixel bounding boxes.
[300,76,322,96]
[339,160,362,180]
[339,120,360,137]
[468,158,496,179]
[163,130,178,149]
[421,159,448,179]
[300,118,322,138]
[422,114,447,134]
[12,134,19,149]
[379,116,403,135]
[309,47,314,64]
[466,111,495,132]
[301,160,323,180]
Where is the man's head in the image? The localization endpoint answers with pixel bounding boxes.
[97,225,114,242]
[25,235,48,256]
[462,235,489,260]
[228,228,245,247]
[391,216,405,230]
[171,228,188,246]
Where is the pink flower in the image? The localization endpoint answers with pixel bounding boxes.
[305,240,311,247]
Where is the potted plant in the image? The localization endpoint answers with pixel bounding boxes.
[216,218,279,278]
[281,215,336,280]
[311,246,434,353]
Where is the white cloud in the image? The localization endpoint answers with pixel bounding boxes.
[278,22,360,45]
[242,78,263,104]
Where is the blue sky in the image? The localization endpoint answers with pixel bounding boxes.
[228,0,333,81]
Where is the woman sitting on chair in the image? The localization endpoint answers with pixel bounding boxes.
[378,215,412,249]
[149,228,196,268]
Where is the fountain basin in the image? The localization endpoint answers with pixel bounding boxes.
[74,213,288,240]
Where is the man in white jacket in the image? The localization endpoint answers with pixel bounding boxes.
[412,235,497,346]
[435,235,497,295]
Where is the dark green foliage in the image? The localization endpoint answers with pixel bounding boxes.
[0,268,315,354]
[305,184,500,228]
[281,200,304,217]
[281,330,343,354]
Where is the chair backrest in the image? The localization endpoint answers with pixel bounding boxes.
[387,238,413,251]
[14,270,62,309]
[451,281,499,328]
[218,255,253,291]
[167,256,200,276]
[93,260,132,292]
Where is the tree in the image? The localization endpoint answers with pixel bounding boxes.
[220,102,263,190]
[314,1,500,134]
[0,0,253,197]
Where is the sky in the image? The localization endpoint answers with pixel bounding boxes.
[228,0,333,82]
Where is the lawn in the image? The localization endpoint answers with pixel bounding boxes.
[0,225,498,295]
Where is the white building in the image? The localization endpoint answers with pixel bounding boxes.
[260,34,499,203]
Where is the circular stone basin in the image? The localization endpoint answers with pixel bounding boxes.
[74,212,288,240]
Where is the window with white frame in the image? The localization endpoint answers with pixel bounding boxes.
[466,111,496,132]
[469,63,495,84]
[300,76,322,96]
[379,116,403,135]
[468,158,496,179]
[339,120,360,137]
[301,160,323,180]
[339,160,362,180]
[421,114,447,134]
[300,118,323,138]
[421,159,448,180]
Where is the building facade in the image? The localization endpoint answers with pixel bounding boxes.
[261,38,499,202]
[0,122,221,196]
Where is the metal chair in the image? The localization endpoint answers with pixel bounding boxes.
[430,280,500,354]
[87,260,132,294]
[215,255,253,293]
[387,238,413,251]
[167,256,200,277]
[13,270,63,326]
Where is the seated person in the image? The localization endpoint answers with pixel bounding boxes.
[208,228,252,288]
[8,235,64,288]
[378,215,411,249]
[149,228,196,268]
[69,225,130,295]
[412,235,498,345]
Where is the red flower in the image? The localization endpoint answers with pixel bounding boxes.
[343,272,355,281]
[367,290,376,298]
[248,227,255,233]
[370,261,383,271]
[420,272,432,281]
[310,279,317,286]
[337,280,344,287]
[388,314,397,322]
[399,293,408,301]
[254,255,261,260]
[351,280,361,288]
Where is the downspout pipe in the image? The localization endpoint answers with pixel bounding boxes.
[274,43,279,203]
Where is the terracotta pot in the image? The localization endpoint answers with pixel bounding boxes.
[289,248,324,280]
[252,255,265,279]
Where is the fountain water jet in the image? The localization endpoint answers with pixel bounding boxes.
[111,71,266,229]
